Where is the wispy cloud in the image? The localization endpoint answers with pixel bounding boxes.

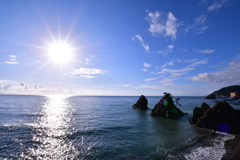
[162,61,174,67]
[144,77,158,82]
[85,58,91,65]
[137,83,190,89]
[197,49,215,54]
[158,45,174,55]
[123,84,132,87]
[5,55,19,65]
[143,62,151,68]
[142,62,151,72]
[157,78,176,84]
[187,59,208,67]
[80,75,97,79]
[132,35,149,52]
[69,68,107,78]
[184,14,209,34]
[5,61,19,64]
[155,68,195,77]
[191,60,240,83]
[207,0,230,12]
[153,60,208,77]
[146,11,178,40]
[9,55,17,58]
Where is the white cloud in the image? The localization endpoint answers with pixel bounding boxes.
[132,35,149,52]
[142,69,148,72]
[158,45,174,55]
[207,0,230,12]
[154,67,195,76]
[191,60,240,83]
[162,61,174,67]
[143,62,151,68]
[184,14,209,34]
[195,14,207,25]
[146,11,178,40]
[5,61,19,64]
[198,49,215,54]
[165,12,177,40]
[0,80,78,95]
[137,83,190,89]
[168,45,174,49]
[5,54,19,64]
[80,75,97,79]
[157,78,176,84]
[85,58,91,64]
[0,84,13,91]
[187,59,208,67]
[9,55,17,58]
[144,77,158,82]
[153,59,207,77]
[70,68,107,75]
[119,84,132,87]
[69,68,107,79]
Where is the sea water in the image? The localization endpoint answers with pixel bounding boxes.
[0,95,237,159]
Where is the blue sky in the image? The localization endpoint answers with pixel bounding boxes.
[0,0,240,96]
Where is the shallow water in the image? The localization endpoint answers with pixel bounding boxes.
[0,95,236,159]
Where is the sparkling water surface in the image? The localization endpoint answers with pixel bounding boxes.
[0,95,236,159]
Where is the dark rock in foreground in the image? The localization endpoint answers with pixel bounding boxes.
[195,101,240,134]
[190,102,210,124]
[150,93,184,119]
[132,95,149,110]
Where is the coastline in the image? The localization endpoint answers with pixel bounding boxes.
[222,135,240,160]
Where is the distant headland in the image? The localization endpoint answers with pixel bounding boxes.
[206,85,240,99]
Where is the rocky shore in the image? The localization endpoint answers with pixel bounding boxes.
[190,101,240,135]
[222,135,240,160]
[132,92,240,159]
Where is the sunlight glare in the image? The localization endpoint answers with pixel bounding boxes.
[49,42,73,62]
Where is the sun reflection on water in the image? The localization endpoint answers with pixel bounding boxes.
[29,95,78,159]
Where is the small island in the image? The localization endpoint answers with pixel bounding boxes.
[132,95,149,110]
[150,92,185,119]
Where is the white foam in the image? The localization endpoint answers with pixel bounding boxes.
[184,134,234,160]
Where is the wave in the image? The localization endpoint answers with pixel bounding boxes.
[165,132,235,160]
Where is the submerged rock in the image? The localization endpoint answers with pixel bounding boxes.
[132,95,149,110]
[150,93,184,119]
[195,101,240,134]
[190,102,210,124]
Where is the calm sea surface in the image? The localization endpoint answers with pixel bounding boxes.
[0,95,237,159]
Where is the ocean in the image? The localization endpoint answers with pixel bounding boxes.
[0,95,238,159]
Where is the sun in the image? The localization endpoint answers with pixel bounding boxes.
[48,42,73,63]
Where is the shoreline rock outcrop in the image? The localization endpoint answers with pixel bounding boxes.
[191,101,240,134]
[150,93,185,119]
[190,102,210,124]
[132,95,149,110]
